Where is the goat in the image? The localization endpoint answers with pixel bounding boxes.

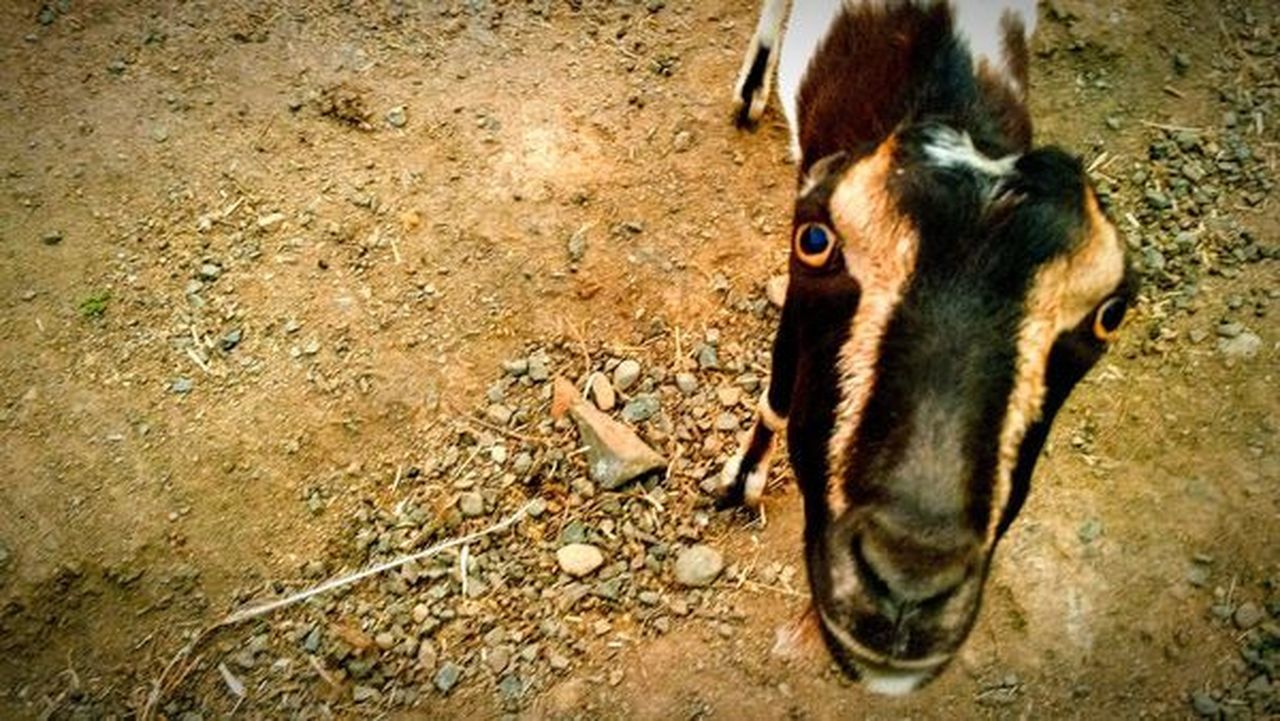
[719,0,1135,695]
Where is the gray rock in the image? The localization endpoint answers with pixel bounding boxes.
[696,344,719,370]
[486,404,514,426]
[525,497,546,517]
[41,230,63,245]
[198,262,222,281]
[675,372,699,395]
[502,357,529,376]
[714,413,739,432]
[553,378,666,490]
[1218,332,1261,359]
[1190,691,1219,717]
[589,373,616,412]
[497,673,523,701]
[352,685,380,703]
[621,394,660,424]
[674,545,724,587]
[527,353,551,382]
[559,519,588,545]
[512,452,534,476]
[765,274,788,308]
[458,491,485,517]
[386,105,407,128]
[1234,601,1264,630]
[613,359,641,392]
[716,387,742,408]
[487,647,511,674]
[567,227,587,262]
[171,377,194,394]
[557,543,604,577]
[434,661,462,693]
[1144,190,1171,210]
[1217,321,1245,338]
[221,328,242,352]
[375,631,396,650]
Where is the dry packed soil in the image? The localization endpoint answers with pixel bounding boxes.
[1,1,1277,720]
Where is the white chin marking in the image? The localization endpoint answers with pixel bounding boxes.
[862,670,927,697]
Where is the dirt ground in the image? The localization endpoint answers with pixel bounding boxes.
[0,0,1276,719]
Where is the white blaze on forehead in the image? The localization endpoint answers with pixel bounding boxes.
[988,190,1126,541]
[922,125,1018,179]
[825,139,919,515]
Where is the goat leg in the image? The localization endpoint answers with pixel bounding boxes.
[732,0,788,128]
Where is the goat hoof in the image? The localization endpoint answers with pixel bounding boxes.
[713,453,765,510]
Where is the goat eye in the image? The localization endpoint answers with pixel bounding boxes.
[794,222,836,267]
[1093,296,1127,341]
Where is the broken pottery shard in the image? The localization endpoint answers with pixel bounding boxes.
[552,377,666,490]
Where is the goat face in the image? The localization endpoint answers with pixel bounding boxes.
[784,124,1133,694]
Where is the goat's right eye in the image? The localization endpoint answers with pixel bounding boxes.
[795,222,836,267]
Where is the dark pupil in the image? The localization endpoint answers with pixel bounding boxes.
[800,225,829,255]
[1100,299,1126,331]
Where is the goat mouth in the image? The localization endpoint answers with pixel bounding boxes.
[815,606,953,680]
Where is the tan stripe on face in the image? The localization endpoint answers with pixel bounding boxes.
[825,139,920,515]
[988,188,1126,541]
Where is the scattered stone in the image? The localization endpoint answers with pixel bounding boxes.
[257,212,286,230]
[613,359,641,393]
[527,353,551,382]
[198,263,222,281]
[696,344,719,370]
[220,328,243,352]
[1218,332,1261,359]
[621,394,660,424]
[765,274,788,308]
[502,357,529,376]
[714,413,739,432]
[567,226,588,262]
[588,373,616,412]
[716,387,742,408]
[674,545,724,587]
[458,491,485,518]
[1217,321,1245,338]
[171,377,194,394]
[675,372,698,395]
[41,230,63,245]
[1190,691,1219,717]
[556,543,604,577]
[1233,602,1263,630]
[672,130,694,153]
[386,105,408,128]
[352,685,380,703]
[486,404,514,426]
[553,377,665,490]
[434,662,462,694]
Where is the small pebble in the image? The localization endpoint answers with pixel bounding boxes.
[556,543,604,577]
[434,662,462,693]
[458,491,485,517]
[675,372,698,395]
[674,545,724,587]
[589,373,616,412]
[613,359,641,393]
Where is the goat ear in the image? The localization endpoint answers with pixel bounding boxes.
[801,151,850,195]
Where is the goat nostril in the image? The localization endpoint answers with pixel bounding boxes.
[851,538,895,601]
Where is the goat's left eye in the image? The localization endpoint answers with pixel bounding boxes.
[794,222,836,267]
[1093,296,1127,341]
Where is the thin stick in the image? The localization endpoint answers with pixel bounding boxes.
[459,544,470,597]
[1139,119,1203,134]
[186,347,212,375]
[217,501,532,627]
